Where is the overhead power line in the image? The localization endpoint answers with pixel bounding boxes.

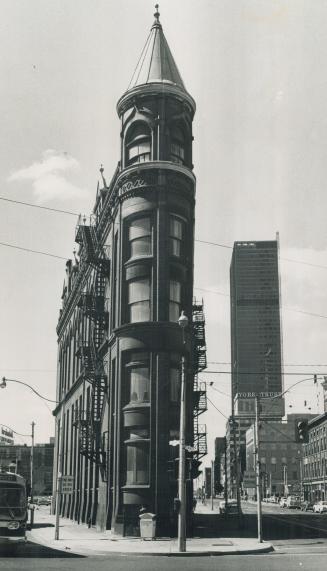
[2,194,327,271]
[201,371,327,376]
[194,286,327,320]
[0,196,79,216]
[207,361,327,368]
[0,241,67,260]
[206,395,229,419]
[0,241,326,320]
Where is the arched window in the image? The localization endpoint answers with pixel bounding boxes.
[170,126,185,165]
[125,122,151,166]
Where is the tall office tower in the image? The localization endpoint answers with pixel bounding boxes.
[230,240,284,418]
[227,240,284,498]
[53,8,207,537]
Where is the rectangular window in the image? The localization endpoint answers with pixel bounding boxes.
[129,218,151,258]
[128,141,151,163]
[126,445,149,484]
[169,280,181,322]
[128,278,150,322]
[169,217,184,257]
[128,366,150,403]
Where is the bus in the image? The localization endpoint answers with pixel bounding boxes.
[0,471,28,542]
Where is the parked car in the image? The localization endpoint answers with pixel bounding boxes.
[286,496,301,509]
[218,499,239,515]
[300,500,314,512]
[313,500,327,514]
[36,496,51,506]
[279,497,287,508]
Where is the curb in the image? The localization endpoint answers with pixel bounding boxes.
[27,532,274,557]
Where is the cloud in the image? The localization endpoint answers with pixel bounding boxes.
[8,150,88,203]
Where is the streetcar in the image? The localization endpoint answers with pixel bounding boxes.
[0,470,28,542]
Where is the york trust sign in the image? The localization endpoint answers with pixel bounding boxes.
[237,392,281,399]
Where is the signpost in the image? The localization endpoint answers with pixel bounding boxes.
[61,475,74,495]
[243,470,256,489]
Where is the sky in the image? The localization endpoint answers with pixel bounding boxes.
[1,0,327,464]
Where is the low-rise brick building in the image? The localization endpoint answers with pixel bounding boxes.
[0,439,54,496]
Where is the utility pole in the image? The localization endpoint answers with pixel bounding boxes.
[224,437,228,515]
[255,395,262,543]
[178,353,186,552]
[283,465,288,496]
[30,422,35,526]
[231,417,241,523]
[55,402,65,540]
[211,459,214,510]
[177,311,188,553]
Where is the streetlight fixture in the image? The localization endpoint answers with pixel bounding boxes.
[177,310,188,553]
[1,377,57,403]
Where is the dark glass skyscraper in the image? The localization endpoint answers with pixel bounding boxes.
[230,240,284,419]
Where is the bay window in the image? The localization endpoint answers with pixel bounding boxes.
[126,123,151,166]
[128,217,151,258]
[127,364,150,404]
[169,216,184,257]
[170,126,185,165]
[126,443,149,485]
[128,278,150,322]
[169,280,181,322]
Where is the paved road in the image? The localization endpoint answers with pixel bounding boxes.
[1,501,327,570]
[0,547,327,571]
[243,500,327,539]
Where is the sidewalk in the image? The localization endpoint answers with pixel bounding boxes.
[27,507,273,557]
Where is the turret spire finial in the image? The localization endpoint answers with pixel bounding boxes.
[152,4,161,28]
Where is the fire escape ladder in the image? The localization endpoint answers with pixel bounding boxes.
[75,218,98,264]
[73,405,93,459]
[192,301,207,373]
[74,217,109,468]
[192,300,208,461]
[75,215,111,271]
[194,422,208,460]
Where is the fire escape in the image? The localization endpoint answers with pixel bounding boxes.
[73,215,109,474]
[192,299,208,464]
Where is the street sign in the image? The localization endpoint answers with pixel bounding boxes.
[243,470,256,488]
[60,475,74,494]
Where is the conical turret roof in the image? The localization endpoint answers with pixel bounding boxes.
[117,6,195,115]
[128,7,185,91]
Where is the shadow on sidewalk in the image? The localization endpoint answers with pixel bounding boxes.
[31,523,55,529]
[1,541,85,558]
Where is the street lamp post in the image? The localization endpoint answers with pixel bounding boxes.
[54,400,65,541]
[30,422,35,526]
[255,395,263,543]
[177,311,188,553]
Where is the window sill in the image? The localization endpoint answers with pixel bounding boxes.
[124,438,150,445]
[123,402,150,411]
[125,255,153,266]
[122,485,150,490]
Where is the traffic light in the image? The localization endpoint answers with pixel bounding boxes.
[295,419,309,443]
[173,498,181,513]
[186,457,202,480]
[167,459,179,480]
